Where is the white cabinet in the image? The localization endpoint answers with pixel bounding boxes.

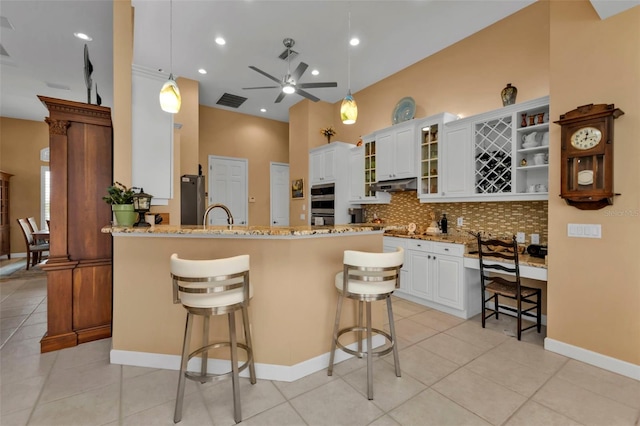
[132,65,174,205]
[376,121,418,180]
[310,146,337,185]
[383,237,409,293]
[348,137,391,204]
[384,236,473,318]
[417,112,459,199]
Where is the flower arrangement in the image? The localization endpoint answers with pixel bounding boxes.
[320,126,337,143]
[103,182,136,205]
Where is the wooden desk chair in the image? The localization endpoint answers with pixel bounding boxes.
[477,234,541,340]
[17,218,49,270]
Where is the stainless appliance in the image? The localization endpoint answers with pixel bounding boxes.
[348,207,364,224]
[371,177,417,192]
[310,183,335,226]
[180,174,206,225]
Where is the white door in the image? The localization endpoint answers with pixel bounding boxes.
[270,162,289,226]
[208,156,248,225]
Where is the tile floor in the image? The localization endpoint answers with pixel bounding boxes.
[1,258,639,426]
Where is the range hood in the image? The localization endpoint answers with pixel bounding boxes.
[371,177,417,192]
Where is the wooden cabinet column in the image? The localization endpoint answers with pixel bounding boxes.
[38,96,113,353]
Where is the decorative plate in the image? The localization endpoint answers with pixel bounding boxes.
[392,97,416,125]
[577,170,594,185]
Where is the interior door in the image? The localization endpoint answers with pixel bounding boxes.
[208,156,248,225]
[270,162,289,226]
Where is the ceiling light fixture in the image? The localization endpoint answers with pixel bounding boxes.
[215,37,226,45]
[282,84,295,94]
[74,32,92,41]
[260,108,267,113]
[311,69,319,76]
[159,0,181,113]
[198,68,207,74]
[341,11,357,125]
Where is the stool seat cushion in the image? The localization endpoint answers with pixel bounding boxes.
[335,271,397,295]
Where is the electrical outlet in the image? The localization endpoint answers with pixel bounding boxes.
[531,233,540,244]
[300,213,305,220]
[516,232,525,243]
[457,217,463,226]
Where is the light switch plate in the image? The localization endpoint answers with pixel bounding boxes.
[531,234,540,244]
[300,213,305,220]
[516,232,525,243]
[568,223,601,238]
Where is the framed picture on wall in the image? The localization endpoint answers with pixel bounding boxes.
[291,178,304,199]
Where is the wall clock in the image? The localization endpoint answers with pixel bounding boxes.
[554,103,624,210]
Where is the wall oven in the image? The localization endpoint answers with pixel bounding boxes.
[310,183,335,226]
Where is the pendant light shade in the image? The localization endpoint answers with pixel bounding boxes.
[341,90,357,125]
[160,0,181,113]
[160,73,181,113]
[342,11,357,125]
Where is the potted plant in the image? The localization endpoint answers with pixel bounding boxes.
[103,182,137,227]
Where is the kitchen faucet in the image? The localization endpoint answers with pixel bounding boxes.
[203,203,234,229]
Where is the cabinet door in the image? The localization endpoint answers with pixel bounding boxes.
[432,254,463,310]
[409,250,432,300]
[376,131,394,180]
[442,124,472,196]
[309,150,325,185]
[394,125,416,179]
[322,148,337,182]
[348,147,364,201]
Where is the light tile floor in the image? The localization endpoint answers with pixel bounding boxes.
[1,258,639,426]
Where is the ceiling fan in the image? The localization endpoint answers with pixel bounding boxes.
[243,38,338,103]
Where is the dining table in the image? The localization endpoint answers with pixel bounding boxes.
[33,229,50,243]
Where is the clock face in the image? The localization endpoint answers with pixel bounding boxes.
[571,127,602,150]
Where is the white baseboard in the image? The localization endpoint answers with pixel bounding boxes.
[110,334,385,382]
[545,338,640,381]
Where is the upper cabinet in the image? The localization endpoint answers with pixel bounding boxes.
[348,135,391,204]
[132,65,174,205]
[310,143,342,185]
[416,113,458,199]
[376,120,418,180]
[422,96,549,203]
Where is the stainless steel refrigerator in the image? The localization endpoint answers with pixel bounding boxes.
[180,175,205,225]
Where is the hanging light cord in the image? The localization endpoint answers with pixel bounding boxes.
[347,11,351,92]
[169,0,173,77]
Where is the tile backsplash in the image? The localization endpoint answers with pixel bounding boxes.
[364,192,548,244]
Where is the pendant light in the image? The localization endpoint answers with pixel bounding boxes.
[159,0,181,113]
[340,11,357,125]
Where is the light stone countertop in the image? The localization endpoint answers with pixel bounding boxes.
[101,224,382,237]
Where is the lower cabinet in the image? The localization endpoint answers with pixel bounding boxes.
[383,236,480,319]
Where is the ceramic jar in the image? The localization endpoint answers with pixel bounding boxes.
[501,83,518,106]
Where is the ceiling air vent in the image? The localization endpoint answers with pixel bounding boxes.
[216,93,247,109]
[278,48,298,61]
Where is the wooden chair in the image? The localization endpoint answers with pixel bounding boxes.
[477,234,541,340]
[16,218,49,270]
[27,216,39,233]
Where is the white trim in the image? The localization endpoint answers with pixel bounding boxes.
[110,335,385,382]
[545,338,640,381]
[40,165,50,228]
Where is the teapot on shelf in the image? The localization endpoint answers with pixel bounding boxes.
[522,132,540,148]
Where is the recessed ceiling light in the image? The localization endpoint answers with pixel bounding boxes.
[215,37,226,45]
[260,108,266,113]
[349,37,360,46]
[198,68,207,74]
[311,69,319,76]
[74,32,92,41]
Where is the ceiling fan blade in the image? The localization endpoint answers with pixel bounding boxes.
[274,91,286,103]
[291,62,308,82]
[296,89,320,102]
[297,82,338,89]
[242,86,281,90]
[249,66,282,84]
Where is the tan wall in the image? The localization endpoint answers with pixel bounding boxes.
[0,117,49,255]
[547,1,640,364]
[198,106,289,226]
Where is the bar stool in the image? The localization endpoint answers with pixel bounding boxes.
[327,247,404,400]
[170,253,256,424]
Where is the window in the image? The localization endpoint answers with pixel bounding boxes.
[41,166,50,227]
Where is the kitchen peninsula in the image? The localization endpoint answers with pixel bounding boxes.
[103,224,386,382]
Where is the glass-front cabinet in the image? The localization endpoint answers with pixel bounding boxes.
[418,112,458,200]
[348,135,391,204]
